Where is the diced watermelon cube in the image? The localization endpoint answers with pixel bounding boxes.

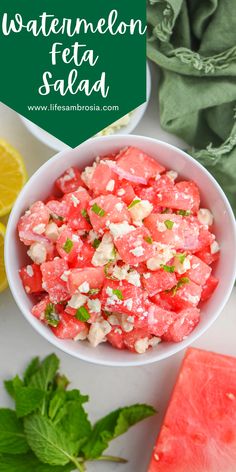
[124,327,151,353]
[46,199,68,221]
[88,195,131,232]
[107,327,125,350]
[147,303,177,337]
[144,214,186,249]
[19,263,43,294]
[160,280,202,310]
[116,183,136,205]
[71,242,95,268]
[155,180,200,213]
[41,258,69,303]
[56,167,84,194]
[51,312,87,339]
[67,267,105,295]
[194,245,220,265]
[88,163,118,196]
[114,227,156,264]
[101,279,148,316]
[56,228,83,263]
[148,348,236,471]
[186,255,211,286]
[201,275,219,302]
[116,147,165,181]
[31,295,50,320]
[142,270,177,297]
[18,201,50,245]
[162,307,200,342]
[63,187,91,231]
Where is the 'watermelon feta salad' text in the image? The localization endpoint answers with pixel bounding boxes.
[18,147,220,354]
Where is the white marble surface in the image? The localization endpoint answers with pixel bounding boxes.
[0,65,235,472]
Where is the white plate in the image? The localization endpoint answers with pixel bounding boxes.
[19,63,151,151]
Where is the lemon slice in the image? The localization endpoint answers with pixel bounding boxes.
[0,139,27,217]
[0,222,8,292]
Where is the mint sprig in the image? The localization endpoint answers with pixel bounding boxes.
[0,354,156,471]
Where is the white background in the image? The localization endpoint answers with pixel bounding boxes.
[0,65,235,472]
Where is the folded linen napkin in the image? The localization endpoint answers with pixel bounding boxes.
[147,0,236,212]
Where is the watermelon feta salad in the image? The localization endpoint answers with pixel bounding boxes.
[18,146,220,354]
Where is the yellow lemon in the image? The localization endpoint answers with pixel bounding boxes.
[0,222,8,292]
[0,139,27,217]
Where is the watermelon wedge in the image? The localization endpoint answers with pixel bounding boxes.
[148,348,236,472]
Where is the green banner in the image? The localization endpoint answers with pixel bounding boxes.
[0,1,146,147]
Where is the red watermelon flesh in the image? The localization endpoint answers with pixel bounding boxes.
[148,348,236,472]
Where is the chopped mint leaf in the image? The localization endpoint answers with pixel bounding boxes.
[144,236,153,244]
[164,219,174,230]
[92,239,101,249]
[91,203,106,217]
[88,288,100,296]
[63,238,73,254]
[177,277,190,287]
[112,289,123,300]
[161,208,170,214]
[81,208,91,223]
[177,209,191,216]
[50,214,64,221]
[75,306,90,322]
[45,304,60,328]
[0,409,29,454]
[160,264,175,273]
[176,253,187,264]
[128,199,141,209]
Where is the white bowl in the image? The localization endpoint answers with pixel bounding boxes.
[5,135,236,366]
[19,64,151,152]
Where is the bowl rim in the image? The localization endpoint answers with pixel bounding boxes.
[5,134,236,367]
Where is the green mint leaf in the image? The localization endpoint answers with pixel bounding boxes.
[45,304,60,328]
[88,288,100,296]
[144,236,153,244]
[54,374,70,392]
[112,289,123,300]
[175,253,187,264]
[81,208,90,223]
[23,357,41,386]
[14,387,46,418]
[75,307,90,322]
[176,209,191,216]
[128,199,141,209]
[28,354,60,392]
[48,391,66,423]
[0,453,75,472]
[24,414,79,466]
[92,239,101,249]
[82,404,156,459]
[0,409,29,454]
[177,276,190,287]
[161,208,170,214]
[91,203,106,217]
[58,402,91,447]
[160,264,175,273]
[4,376,24,399]
[164,219,174,230]
[63,239,73,254]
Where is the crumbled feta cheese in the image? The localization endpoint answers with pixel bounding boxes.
[226,392,235,400]
[149,337,161,347]
[210,240,220,254]
[26,265,34,277]
[81,162,96,186]
[123,298,133,311]
[79,281,90,293]
[197,208,213,226]
[129,200,153,225]
[114,327,122,335]
[68,293,88,309]
[130,246,144,257]
[174,255,191,275]
[166,170,178,181]
[147,243,175,270]
[60,270,71,282]
[134,337,149,354]
[121,314,134,332]
[74,326,89,341]
[88,230,99,244]
[45,222,60,242]
[126,270,141,287]
[143,272,151,279]
[108,315,120,326]
[88,320,111,347]
[157,222,167,232]
[117,188,125,196]
[71,194,80,207]
[115,202,123,212]
[87,298,101,313]
[112,264,141,287]
[33,223,46,235]
[92,233,115,267]
[25,286,30,293]
[105,286,122,306]
[106,179,115,192]
[109,221,135,239]
[27,243,47,264]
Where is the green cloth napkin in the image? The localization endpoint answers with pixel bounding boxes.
[147,0,236,213]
